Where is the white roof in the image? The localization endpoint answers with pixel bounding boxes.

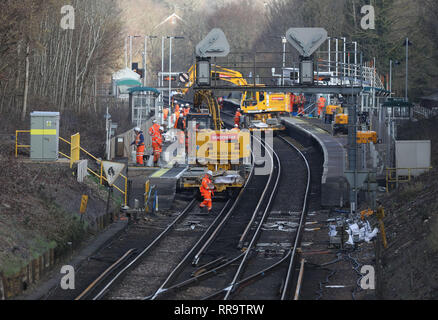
[112,67,141,81]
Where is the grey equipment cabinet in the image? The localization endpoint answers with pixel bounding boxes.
[30,112,60,161]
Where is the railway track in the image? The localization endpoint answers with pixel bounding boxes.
[140,121,312,300]
[72,113,312,301]
[75,199,233,300]
[74,149,257,300]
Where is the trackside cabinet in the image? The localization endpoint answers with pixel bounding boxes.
[30,112,60,161]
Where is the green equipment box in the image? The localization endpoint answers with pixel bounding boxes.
[30,111,60,161]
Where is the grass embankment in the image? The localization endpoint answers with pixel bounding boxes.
[377,116,438,299]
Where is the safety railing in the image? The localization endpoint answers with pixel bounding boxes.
[15,130,128,206]
[15,130,31,157]
[58,135,128,206]
[386,167,432,192]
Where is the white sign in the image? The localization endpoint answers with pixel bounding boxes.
[286,28,328,57]
[196,28,230,58]
[102,161,126,186]
[179,73,189,83]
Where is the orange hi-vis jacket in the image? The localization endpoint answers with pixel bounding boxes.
[234,111,242,125]
[149,123,162,146]
[294,95,300,104]
[200,175,214,197]
[317,97,326,108]
[317,97,326,115]
[135,132,145,147]
[163,108,169,121]
[174,111,180,125]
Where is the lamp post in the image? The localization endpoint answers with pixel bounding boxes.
[353,41,357,81]
[403,38,412,102]
[143,36,157,87]
[282,36,287,86]
[342,37,346,80]
[167,36,184,108]
[389,59,400,97]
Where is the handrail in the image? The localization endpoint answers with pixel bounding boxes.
[386,167,432,192]
[80,146,100,162]
[15,130,31,157]
[16,131,128,206]
[59,136,71,145]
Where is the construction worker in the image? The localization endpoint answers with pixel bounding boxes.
[298,94,306,116]
[289,93,296,115]
[175,112,186,130]
[317,96,326,118]
[199,170,214,212]
[183,104,190,116]
[230,124,240,132]
[148,120,163,167]
[234,108,242,127]
[163,107,169,122]
[131,127,145,166]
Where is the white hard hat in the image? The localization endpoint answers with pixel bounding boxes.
[160,126,164,131]
[153,119,157,124]
[134,127,141,132]
[207,170,213,176]
[234,124,239,127]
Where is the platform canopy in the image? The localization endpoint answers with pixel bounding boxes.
[128,86,161,96]
[112,67,141,81]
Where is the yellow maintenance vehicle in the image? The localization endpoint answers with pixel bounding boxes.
[179,64,288,131]
[326,105,378,142]
[325,105,348,135]
[175,66,252,198]
[357,131,378,144]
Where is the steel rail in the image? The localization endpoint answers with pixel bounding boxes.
[203,135,311,300]
[192,155,256,266]
[143,253,246,300]
[149,199,232,300]
[224,135,280,300]
[277,135,311,300]
[146,147,258,300]
[90,199,196,300]
[238,135,277,248]
[75,249,136,300]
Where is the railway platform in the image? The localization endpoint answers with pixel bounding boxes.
[282,116,348,207]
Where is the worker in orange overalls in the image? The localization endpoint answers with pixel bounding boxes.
[317,96,326,118]
[148,120,163,167]
[175,112,186,130]
[297,93,305,116]
[131,127,145,166]
[293,94,300,114]
[199,170,214,212]
[234,108,242,127]
[163,107,169,122]
[183,104,191,116]
[289,93,296,114]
